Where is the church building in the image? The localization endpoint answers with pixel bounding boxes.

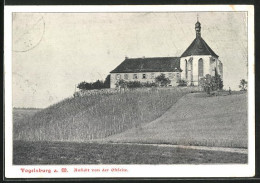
[110,20,223,88]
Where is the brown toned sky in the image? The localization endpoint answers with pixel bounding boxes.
[12,12,248,108]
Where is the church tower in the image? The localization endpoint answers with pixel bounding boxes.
[180,17,223,86]
[195,20,201,38]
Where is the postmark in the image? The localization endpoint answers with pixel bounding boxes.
[12,13,45,52]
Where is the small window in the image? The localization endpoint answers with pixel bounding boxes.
[142,74,147,79]
[124,74,128,80]
[133,74,138,79]
[116,74,121,80]
[176,73,180,79]
[151,73,155,79]
[168,73,173,79]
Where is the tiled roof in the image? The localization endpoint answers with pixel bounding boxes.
[181,36,219,58]
[110,57,181,73]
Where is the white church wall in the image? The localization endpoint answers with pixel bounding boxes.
[195,56,211,85]
[218,60,223,79]
[180,56,190,81]
[180,55,211,86]
[209,56,223,77]
[180,57,187,80]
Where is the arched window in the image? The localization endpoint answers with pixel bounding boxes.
[198,58,204,77]
[188,59,193,81]
[185,59,188,79]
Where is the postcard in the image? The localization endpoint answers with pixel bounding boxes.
[4,5,255,178]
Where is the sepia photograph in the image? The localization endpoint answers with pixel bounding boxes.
[4,5,255,178]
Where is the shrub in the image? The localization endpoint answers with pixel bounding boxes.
[126,81,142,88]
[115,79,128,89]
[178,79,187,87]
[120,81,158,89]
[77,80,107,90]
[142,82,158,87]
[155,74,171,87]
[199,73,223,94]
[239,79,247,91]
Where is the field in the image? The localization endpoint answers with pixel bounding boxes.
[13,88,248,164]
[104,92,248,148]
[13,87,192,141]
[13,108,41,124]
[13,140,247,164]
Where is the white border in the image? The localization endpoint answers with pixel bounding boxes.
[4,5,255,178]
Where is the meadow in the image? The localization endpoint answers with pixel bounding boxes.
[13,88,248,164]
[13,140,247,164]
[13,108,41,124]
[104,92,248,148]
[14,87,193,141]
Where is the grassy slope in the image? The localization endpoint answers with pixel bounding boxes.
[14,88,191,141]
[13,140,247,164]
[13,108,41,124]
[104,93,248,148]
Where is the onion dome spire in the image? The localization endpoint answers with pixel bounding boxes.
[195,14,201,38]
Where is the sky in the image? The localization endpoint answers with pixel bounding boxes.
[12,12,248,108]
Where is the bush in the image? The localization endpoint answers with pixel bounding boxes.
[178,79,187,87]
[126,81,142,88]
[199,73,223,94]
[155,74,171,87]
[77,79,108,90]
[115,79,128,89]
[239,79,247,91]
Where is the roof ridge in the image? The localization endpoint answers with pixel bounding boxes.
[126,56,179,59]
[110,56,181,73]
[180,36,218,58]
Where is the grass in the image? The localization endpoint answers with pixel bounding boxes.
[104,92,248,148]
[13,108,41,124]
[13,140,247,164]
[14,87,193,141]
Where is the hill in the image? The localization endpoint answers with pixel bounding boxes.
[14,87,192,141]
[103,92,248,148]
[13,108,42,124]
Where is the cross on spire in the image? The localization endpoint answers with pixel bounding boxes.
[197,13,199,22]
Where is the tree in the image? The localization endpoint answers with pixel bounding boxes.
[155,73,171,87]
[77,81,87,90]
[213,74,224,91]
[239,79,247,91]
[77,79,106,90]
[92,80,104,89]
[199,73,223,95]
[104,74,110,88]
[77,81,93,90]
[204,74,212,94]
[213,68,223,90]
